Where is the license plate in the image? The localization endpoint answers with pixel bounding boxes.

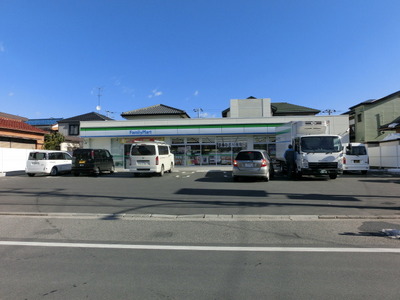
[79,160,86,164]
[31,162,40,165]
[138,160,150,166]
[354,160,360,163]
[245,163,253,167]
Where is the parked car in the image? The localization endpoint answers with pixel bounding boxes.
[129,141,174,176]
[25,150,72,176]
[232,149,274,181]
[343,143,369,174]
[72,149,115,176]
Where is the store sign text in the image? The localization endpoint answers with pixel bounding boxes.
[129,130,152,135]
[217,142,246,148]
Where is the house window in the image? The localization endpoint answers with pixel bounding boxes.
[69,124,79,135]
[357,114,362,123]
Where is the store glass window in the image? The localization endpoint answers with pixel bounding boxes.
[187,137,200,144]
[202,137,215,144]
[172,137,184,144]
[201,144,217,165]
[185,145,201,165]
[171,145,185,166]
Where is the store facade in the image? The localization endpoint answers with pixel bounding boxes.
[80,115,349,169]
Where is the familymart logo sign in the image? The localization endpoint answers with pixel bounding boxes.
[129,130,153,135]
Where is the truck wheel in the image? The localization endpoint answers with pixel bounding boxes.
[27,173,35,177]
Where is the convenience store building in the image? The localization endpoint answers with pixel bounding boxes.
[79,97,349,169]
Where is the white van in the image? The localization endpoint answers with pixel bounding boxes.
[343,143,369,174]
[26,150,72,176]
[129,141,174,176]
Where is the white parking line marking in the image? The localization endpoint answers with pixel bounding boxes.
[0,241,399,253]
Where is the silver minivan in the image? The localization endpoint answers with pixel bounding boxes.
[25,150,72,176]
[129,141,174,176]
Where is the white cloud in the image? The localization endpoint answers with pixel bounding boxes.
[148,89,163,98]
[199,111,216,118]
[194,90,199,96]
[0,42,4,52]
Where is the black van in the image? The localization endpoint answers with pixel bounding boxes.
[72,149,115,176]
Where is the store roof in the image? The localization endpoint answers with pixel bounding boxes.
[121,104,190,118]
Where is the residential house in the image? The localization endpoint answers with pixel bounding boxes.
[348,90,400,143]
[0,117,46,149]
[57,112,113,151]
[222,97,321,117]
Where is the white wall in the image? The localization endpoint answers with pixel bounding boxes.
[0,148,31,173]
[367,140,400,168]
[230,98,272,118]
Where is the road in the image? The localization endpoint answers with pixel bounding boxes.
[0,170,399,299]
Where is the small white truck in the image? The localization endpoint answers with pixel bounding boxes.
[275,121,344,179]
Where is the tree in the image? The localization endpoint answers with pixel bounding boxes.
[44,132,65,150]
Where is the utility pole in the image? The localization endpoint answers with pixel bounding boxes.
[193,108,203,118]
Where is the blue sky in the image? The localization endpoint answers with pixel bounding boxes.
[1,0,400,120]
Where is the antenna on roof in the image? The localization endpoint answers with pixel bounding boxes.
[96,87,102,112]
[321,109,337,115]
[193,108,203,118]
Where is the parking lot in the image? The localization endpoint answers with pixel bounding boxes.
[0,168,399,217]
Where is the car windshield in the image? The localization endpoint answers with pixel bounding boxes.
[235,151,264,160]
[73,151,92,160]
[346,146,367,155]
[131,145,156,156]
[300,136,342,153]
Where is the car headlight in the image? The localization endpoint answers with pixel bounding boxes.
[301,155,309,168]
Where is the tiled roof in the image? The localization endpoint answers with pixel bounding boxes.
[0,118,47,134]
[59,112,113,122]
[121,104,189,117]
[271,102,320,114]
[26,118,63,126]
[0,112,28,121]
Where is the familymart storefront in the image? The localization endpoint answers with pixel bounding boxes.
[79,120,281,169]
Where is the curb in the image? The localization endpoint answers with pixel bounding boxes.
[0,212,400,221]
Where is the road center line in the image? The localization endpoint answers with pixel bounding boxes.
[0,241,399,253]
